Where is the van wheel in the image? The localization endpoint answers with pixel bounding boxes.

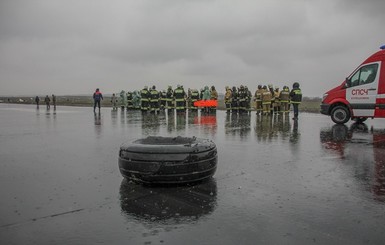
[331,106,350,124]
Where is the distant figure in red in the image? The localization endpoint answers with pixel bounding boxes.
[93,88,103,113]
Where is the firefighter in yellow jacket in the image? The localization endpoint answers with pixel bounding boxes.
[209,86,218,113]
[261,85,272,115]
[279,86,290,113]
[273,87,280,114]
[254,85,263,115]
[224,86,232,113]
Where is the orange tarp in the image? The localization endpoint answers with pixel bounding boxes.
[193,100,218,107]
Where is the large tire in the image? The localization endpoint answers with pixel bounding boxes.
[331,105,350,124]
[118,136,217,184]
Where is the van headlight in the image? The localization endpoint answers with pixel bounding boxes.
[322,93,328,102]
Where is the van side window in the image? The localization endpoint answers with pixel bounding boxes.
[350,63,378,87]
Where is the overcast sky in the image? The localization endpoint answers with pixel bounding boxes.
[1,0,384,97]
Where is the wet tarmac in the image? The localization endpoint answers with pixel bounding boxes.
[1,103,385,244]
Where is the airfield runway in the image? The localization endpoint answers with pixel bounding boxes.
[1,103,385,244]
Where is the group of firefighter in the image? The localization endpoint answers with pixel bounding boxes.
[224,84,300,116]
[111,85,219,114]
[112,82,302,117]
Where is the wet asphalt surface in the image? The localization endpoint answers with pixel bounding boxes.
[1,103,385,245]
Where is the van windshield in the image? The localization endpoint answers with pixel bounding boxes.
[349,63,378,87]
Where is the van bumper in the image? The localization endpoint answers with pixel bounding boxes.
[320,104,330,115]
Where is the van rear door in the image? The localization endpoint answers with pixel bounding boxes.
[346,62,380,117]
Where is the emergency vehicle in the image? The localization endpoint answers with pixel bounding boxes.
[321,45,385,124]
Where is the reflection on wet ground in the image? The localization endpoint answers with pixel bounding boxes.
[1,104,385,244]
[320,123,385,202]
[120,179,217,224]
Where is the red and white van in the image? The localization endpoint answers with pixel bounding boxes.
[321,45,385,124]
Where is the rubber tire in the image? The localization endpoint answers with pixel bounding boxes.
[331,105,350,124]
[118,136,217,184]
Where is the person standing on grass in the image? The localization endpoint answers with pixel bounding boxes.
[93,88,103,113]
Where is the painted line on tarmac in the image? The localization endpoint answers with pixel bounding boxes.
[0,208,85,229]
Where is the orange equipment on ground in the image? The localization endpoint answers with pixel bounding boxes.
[193,100,218,107]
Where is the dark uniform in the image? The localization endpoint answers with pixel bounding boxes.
[52,94,56,110]
[238,85,247,113]
[160,90,167,110]
[126,91,133,110]
[150,85,160,113]
[231,86,238,113]
[174,85,186,113]
[290,82,302,120]
[166,86,174,110]
[186,89,192,110]
[35,96,40,108]
[245,86,252,113]
[190,89,200,111]
[93,88,103,113]
[44,95,50,110]
[268,84,275,114]
[140,86,150,112]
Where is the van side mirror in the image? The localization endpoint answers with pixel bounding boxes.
[345,78,351,88]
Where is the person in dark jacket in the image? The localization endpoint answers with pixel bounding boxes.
[140,86,150,113]
[52,94,56,110]
[174,85,186,113]
[231,86,238,114]
[126,91,134,110]
[166,86,174,111]
[93,88,104,113]
[190,89,200,112]
[290,82,302,120]
[149,85,160,113]
[44,95,50,110]
[35,96,40,108]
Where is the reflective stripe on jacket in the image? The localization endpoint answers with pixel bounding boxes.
[290,88,302,104]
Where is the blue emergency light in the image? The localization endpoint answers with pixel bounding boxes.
[380,45,385,50]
